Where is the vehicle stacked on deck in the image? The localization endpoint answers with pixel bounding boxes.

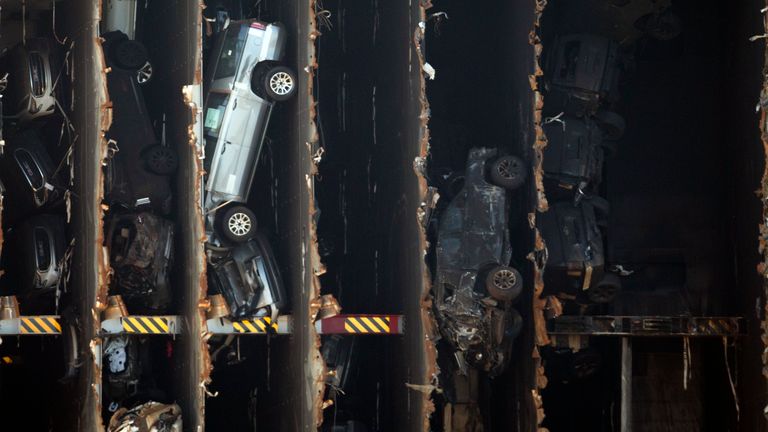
[99,2,180,425]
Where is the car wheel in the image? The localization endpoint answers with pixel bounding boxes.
[489,155,526,190]
[594,110,626,140]
[588,273,621,304]
[263,66,297,101]
[137,61,153,84]
[144,145,178,175]
[220,205,257,243]
[485,265,523,302]
[111,39,149,71]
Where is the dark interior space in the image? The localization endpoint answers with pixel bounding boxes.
[199,1,302,430]
[537,0,766,430]
[0,3,79,430]
[315,1,409,429]
[422,0,537,430]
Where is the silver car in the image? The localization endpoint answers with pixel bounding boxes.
[0,38,61,122]
[203,19,297,244]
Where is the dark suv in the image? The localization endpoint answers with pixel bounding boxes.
[102,31,177,215]
[434,147,526,376]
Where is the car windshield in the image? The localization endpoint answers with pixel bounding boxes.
[214,24,248,81]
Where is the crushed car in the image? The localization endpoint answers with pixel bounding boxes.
[206,232,286,320]
[203,18,297,244]
[106,211,174,314]
[108,400,182,432]
[433,147,526,376]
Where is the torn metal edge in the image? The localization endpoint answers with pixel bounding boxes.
[413,2,439,430]
[530,0,551,431]
[758,0,768,423]
[307,0,327,428]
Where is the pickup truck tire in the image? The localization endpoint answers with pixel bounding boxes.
[111,39,149,71]
[145,145,178,175]
[486,265,523,302]
[489,155,526,190]
[220,205,257,243]
[263,66,297,101]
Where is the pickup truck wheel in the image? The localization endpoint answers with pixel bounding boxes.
[145,145,178,175]
[221,205,257,243]
[489,155,526,190]
[486,265,523,302]
[111,39,148,71]
[263,66,297,101]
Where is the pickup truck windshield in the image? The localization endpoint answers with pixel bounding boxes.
[214,24,248,80]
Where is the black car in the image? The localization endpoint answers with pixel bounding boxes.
[207,232,287,320]
[3,214,66,311]
[106,211,174,314]
[102,31,177,215]
[538,200,619,303]
[434,147,526,376]
[0,38,63,123]
[543,34,626,140]
[543,115,607,193]
[0,129,65,220]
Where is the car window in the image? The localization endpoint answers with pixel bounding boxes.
[214,25,248,80]
[204,92,230,138]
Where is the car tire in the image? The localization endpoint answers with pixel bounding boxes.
[111,39,149,71]
[594,110,626,140]
[485,265,523,302]
[220,205,257,243]
[489,155,526,190]
[588,273,621,304]
[144,145,178,175]
[263,66,297,101]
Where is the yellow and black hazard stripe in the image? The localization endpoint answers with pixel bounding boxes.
[122,316,170,334]
[232,317,278,333]
[695,318,738,336]
[20,316,61,334]
[344,316,391,334]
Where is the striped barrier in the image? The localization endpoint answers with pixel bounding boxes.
[19,316,61,335]
[232,317,278,334]
[121,316,171,334]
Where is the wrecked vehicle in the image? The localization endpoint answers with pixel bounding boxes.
[0,38,63,122]
[3,213,66,309]
[102,0,153,84]
[203,18,297,243]
[538,200,619,303]
[106,211,174,314]
[542,115,608,194]
[433,147,526,376]
[0,128,66,220]
[543,33,625,139]
[206,232,286,320]
[102,30,176,215]
[107,400,182,432]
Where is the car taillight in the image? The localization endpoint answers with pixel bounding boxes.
[250,22,266,30]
